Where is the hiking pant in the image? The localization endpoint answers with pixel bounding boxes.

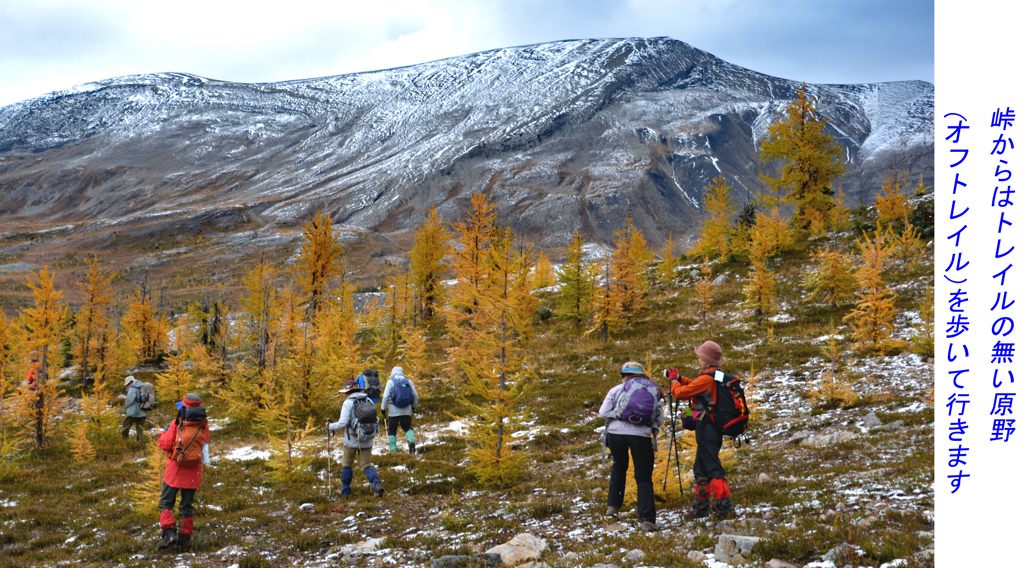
[159,483,197,535]
[121,416,147,440]
[693,418,725,481]
[341,446,373,469]
[386,415,413,436]
[605,432,656,524]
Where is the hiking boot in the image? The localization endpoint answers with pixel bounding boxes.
[688,499,711,519]
[640,521,658,532]
[156,528,177,550]
[372,481,385,498]
[408,441,416,454]
[176,534,191,551]
[606,506,619,519]
[714,497,734,519]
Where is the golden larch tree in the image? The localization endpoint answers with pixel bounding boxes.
[843,223,898,351]
[740,220,776,324]
[18,267,69,449]
[760,84,847,230]
[691,175,736,260]
[802,245,857,308]
[410,206,451,322]
[73,256,116,390]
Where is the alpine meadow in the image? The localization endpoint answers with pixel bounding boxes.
[0,39,934,568]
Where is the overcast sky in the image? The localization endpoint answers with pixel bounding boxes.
[0,0,933,108]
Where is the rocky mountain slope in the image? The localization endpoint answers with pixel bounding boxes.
[0,37,933,246]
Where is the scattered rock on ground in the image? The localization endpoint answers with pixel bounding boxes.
[625,549,645,561]
[712,274,729,285]
[687,550,707,562]
[800,431,854,447]
[823,543,856,562]
[786,430,813,445]
[714,534,761,565]
[485,533,548,565]
[757,473,771,483]
[604,522,628,533]
[766,559,800,568]
[430,553,502,568]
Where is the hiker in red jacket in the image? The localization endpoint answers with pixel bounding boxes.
[667,340,734,518]
[156,393,210,550]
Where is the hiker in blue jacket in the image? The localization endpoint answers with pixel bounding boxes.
[381,366,419,454]
[599,361,664,532]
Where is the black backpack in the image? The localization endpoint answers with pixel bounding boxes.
[707,370,750,436]
[362,369,382,400]
[350,396,379,442]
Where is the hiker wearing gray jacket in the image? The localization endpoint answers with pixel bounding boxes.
[381,366,419,454]
[327,380,384,497]
[122,375,148,441]
[599,361,665,532]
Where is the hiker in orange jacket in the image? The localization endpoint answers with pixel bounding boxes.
[667,340,734,518]
[26,359,39,392]
[156,393,210,551]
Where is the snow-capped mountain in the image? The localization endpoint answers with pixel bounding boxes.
[0,37,932,246]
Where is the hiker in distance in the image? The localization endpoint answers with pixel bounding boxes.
[599,361,665,532]
[156,393,211,550]
[381,366,419,454]
[122,375,149,442]
[356,368,382,404]
[327,379,385,497]
[666,340,736,518]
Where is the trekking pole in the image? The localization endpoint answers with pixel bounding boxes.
[673,400,685,496]
[326,423,332,496]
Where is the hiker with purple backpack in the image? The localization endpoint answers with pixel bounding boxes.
[599,361,665,532]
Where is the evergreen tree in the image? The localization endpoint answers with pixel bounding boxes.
[555,231,596,331]
[760,84,847,230]
[410,206,451,322]
[691,175,737,260]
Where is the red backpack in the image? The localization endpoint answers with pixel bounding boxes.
[706,370,750,436]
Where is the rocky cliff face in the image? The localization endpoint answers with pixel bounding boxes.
[0,37,932,246]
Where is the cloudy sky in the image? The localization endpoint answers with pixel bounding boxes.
[0,0,933,108]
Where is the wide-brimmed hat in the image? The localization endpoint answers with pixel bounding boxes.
[619,361,645,376]
[694,341,723,367]
[341,379,363,394]
[124,375,136,386]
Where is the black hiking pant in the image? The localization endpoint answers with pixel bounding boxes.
[694,418,725,481]
[605,432,656,523]
[386,415,413,436]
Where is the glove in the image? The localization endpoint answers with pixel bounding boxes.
[325,421,331,431]
[667,368,679,382]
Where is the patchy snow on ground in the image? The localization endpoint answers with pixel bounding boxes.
[223,446,271,461]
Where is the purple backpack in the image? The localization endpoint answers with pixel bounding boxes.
[609,377,662,427]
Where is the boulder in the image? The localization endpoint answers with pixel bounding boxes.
[687,550,707,562]
[766,560,799,568]
[863,412,882,428]
[823,543,856,563]
[714,534,761,565]
[485,533,548,565]
[604,522,628,533]
[712,274,729,285]
[785,430,813,445]
[625,549,645,562]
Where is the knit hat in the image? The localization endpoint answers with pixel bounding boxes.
[694,341,723,368]
[175,393,202,410]
[342,379,362,394]
[390,366,405,379]
[619,361,645,376]
[124,375,136,386]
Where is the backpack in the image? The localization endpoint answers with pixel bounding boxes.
[350,397,379,442]
[138,382,157,411]
[706,370,750,436]
[390,377,415,408]
[608,376,662,427]
[362,370,382,400]
[171,407,208,468]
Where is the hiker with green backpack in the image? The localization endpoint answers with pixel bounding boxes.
[381,367,419,454]
[667,340,749,519]
[599,361,665,532]
[327,379,385,497]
